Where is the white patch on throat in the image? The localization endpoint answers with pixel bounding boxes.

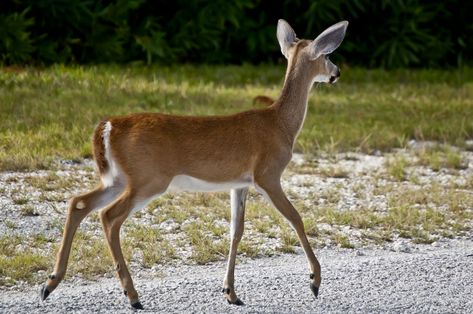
[313,74,330,83]
[167,175,252,193]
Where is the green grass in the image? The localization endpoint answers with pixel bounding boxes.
[184,221,229,264]
[278,226,299,253]
[385,155,409,181]
[0,235,50,286]
[26,172,80,191]
[20,204,38,216]
[332,233,355,249]
[1,65,472,170]
[415,145,468,171]
[67,232,114,279]
[124,224,176,267]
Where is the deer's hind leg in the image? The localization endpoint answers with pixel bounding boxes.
[41,184,124,300]
[99,189,142,308]
[99,181,168,310]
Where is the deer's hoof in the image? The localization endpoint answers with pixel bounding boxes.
[227,298,245,306]
[40,284,50,301]
[310,283,319,298]
[131,301,144,310]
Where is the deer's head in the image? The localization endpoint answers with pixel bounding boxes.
[277,19,348,84]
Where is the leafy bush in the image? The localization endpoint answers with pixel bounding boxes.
[0,9,34,64]
[0,0,471,67]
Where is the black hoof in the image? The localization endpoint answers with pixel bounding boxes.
[131,301,144,310]
[40,285,50,301]
[227,298,245,306]
[310,283,319,298]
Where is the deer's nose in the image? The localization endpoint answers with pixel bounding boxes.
[329,70,341,84]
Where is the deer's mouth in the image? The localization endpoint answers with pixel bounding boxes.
[329,76,339,84]
[329,69,341,84]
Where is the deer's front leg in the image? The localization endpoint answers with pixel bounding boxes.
[256,179,321,298]
[223,188,248,305]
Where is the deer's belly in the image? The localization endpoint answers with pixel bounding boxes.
[167,175,252,192]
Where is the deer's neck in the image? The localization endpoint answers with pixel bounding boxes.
[276,63,313,144]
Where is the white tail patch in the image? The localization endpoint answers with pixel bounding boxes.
[101,121,126,188]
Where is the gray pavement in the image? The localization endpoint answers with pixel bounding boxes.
[1,240,472,313]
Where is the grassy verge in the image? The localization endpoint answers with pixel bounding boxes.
[1,65,472,170]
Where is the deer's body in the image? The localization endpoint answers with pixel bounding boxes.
[41,19,348,309]
[97,108,289,191]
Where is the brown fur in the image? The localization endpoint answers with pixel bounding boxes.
[104,108,288,189]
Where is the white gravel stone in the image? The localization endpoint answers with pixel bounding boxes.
[392,241,412,253]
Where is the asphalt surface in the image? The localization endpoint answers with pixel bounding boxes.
[1,240,472,313]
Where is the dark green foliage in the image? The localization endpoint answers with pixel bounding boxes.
[0,9,34,64]
[0,0,471,67]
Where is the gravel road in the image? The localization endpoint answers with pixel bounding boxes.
[1,239,472,313]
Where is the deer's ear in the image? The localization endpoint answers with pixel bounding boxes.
[309,21,348,60]
[277,19,297,59]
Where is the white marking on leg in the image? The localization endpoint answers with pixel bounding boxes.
[230,189,238,236]
[76,201,86,209]
[230,189,247,237]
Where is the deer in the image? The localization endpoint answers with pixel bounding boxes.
[40,19,348,309]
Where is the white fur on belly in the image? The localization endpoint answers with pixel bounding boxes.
[167,175,252,192]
